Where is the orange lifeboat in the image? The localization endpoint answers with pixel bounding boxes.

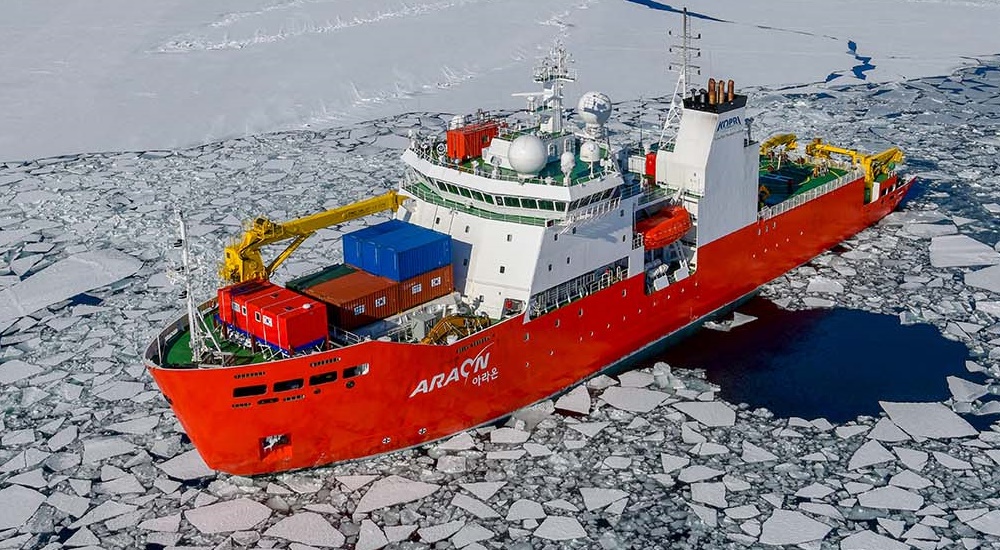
[636,205,692,250]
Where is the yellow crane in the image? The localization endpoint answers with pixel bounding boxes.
[805,138,904,184]
[420,314,492,345]
[220,190,408,284]
[759,133,798,157]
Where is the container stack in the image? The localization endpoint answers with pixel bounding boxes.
[287,220,456,331]
[216,281,328,354]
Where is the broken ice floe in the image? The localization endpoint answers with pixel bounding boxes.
[3,61,1000,549]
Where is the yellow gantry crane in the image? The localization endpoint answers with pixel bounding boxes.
[805,138,904,184]
[220,191,408,284]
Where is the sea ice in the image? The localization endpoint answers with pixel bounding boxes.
[880,402,977,439]
[758,510,831,545]
[451,523,494,547]
[580,488,629,511]
[967,511,1000,536]
[70,500,138,528]
[673,401,736,427]
[795,483,835,499]
[418,520,465,543]
[688,503,718,528]
[157,449,214,480]
[661,453,690,473]
[0,250,142,325]
[742,441,779,463]
[889,470,932,489]
[507,499,546,521]
[184,498,271,533]
[965,264,1000,293]
[490,427,530,444]
[0,359,41,384]
[533,516,586,541]
[857,486,924,511]
[868,418,910,442]
[356,519,389,550]
[678,465,724,483]
[932,450,973,470]
[690,482,727,508]
[459,481,505,501]
[263,512,346,547]
[947,376,989,402]
[840,530,910,550]
[600,386,669,413]
[355,476,439,514]
[928,235,1000,268]
[554,385,590,414]
[848,440,896,470]
[451,493,499,519]
[0,485,45,530]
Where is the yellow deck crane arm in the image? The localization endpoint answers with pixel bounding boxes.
[805,139,903,183]
[220,190,408,284]
[861,147,904,184]
[759,133,798,156]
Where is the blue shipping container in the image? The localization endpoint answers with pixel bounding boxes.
[369,229,452,281]
[342,219,406,268]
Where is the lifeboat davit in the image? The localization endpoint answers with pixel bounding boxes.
[636,205,692,250]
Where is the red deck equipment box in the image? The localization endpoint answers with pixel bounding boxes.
[259,294,328,353]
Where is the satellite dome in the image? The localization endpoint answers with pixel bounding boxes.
[508,135,547,175]
[577,91,613,126]
[579,140,601,163]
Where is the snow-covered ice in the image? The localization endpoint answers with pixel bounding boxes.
[880,401,977,439]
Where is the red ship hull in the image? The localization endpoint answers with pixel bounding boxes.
[147,174,911,475]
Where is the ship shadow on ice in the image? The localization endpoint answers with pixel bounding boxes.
[647,297,994,429]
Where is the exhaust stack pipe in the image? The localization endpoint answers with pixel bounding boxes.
[727,80,735,102]
[708,79,716,105]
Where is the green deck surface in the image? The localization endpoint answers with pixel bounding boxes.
[164,313,266,367]
[758,156,849,206]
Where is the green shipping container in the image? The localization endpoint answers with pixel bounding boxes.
[286,264,356,293]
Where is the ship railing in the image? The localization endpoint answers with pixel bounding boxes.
[758,168,864,221]
[408,146,608,187]
[527,260,629,318]
[637,185,672,207]
[403,181,551,227]
[559,197,621,231]
[632,232,645,250]
[331,326,365,346]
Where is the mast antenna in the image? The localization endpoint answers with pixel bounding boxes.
[658,8,701,149]
[174,211,223,364]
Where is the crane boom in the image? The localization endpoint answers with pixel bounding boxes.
[805,138,903,184]
[759,133,798,156]
[220,190,408,284]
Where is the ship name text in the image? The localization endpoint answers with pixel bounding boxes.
[409,344,497,397]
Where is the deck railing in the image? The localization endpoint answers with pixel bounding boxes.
[758,169,863,221]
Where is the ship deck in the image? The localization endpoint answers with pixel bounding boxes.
[164,312,267,367]
[758,156,849,206]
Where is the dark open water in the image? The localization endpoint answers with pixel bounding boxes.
[649,298,995,430]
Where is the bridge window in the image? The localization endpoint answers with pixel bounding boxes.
[484,195,495,204]
[446,183,459,194]
[568,199,581,210]
[521,198,538,209]
[471,190,484,201]
[494,195,504,205]
[504,196,519,208]
[458,187,472,198]
[555,202,567,212]
[436,181,447,191]
[539,200,555,211]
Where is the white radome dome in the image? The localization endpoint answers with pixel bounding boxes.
[508,135,547,175]
[577,91,613,126]
[579,140,601,163]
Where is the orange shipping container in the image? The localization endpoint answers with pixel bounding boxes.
[446,120,500,162]
[397,264,454,312]
[259,294,328,353]
[301,270,399,331]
